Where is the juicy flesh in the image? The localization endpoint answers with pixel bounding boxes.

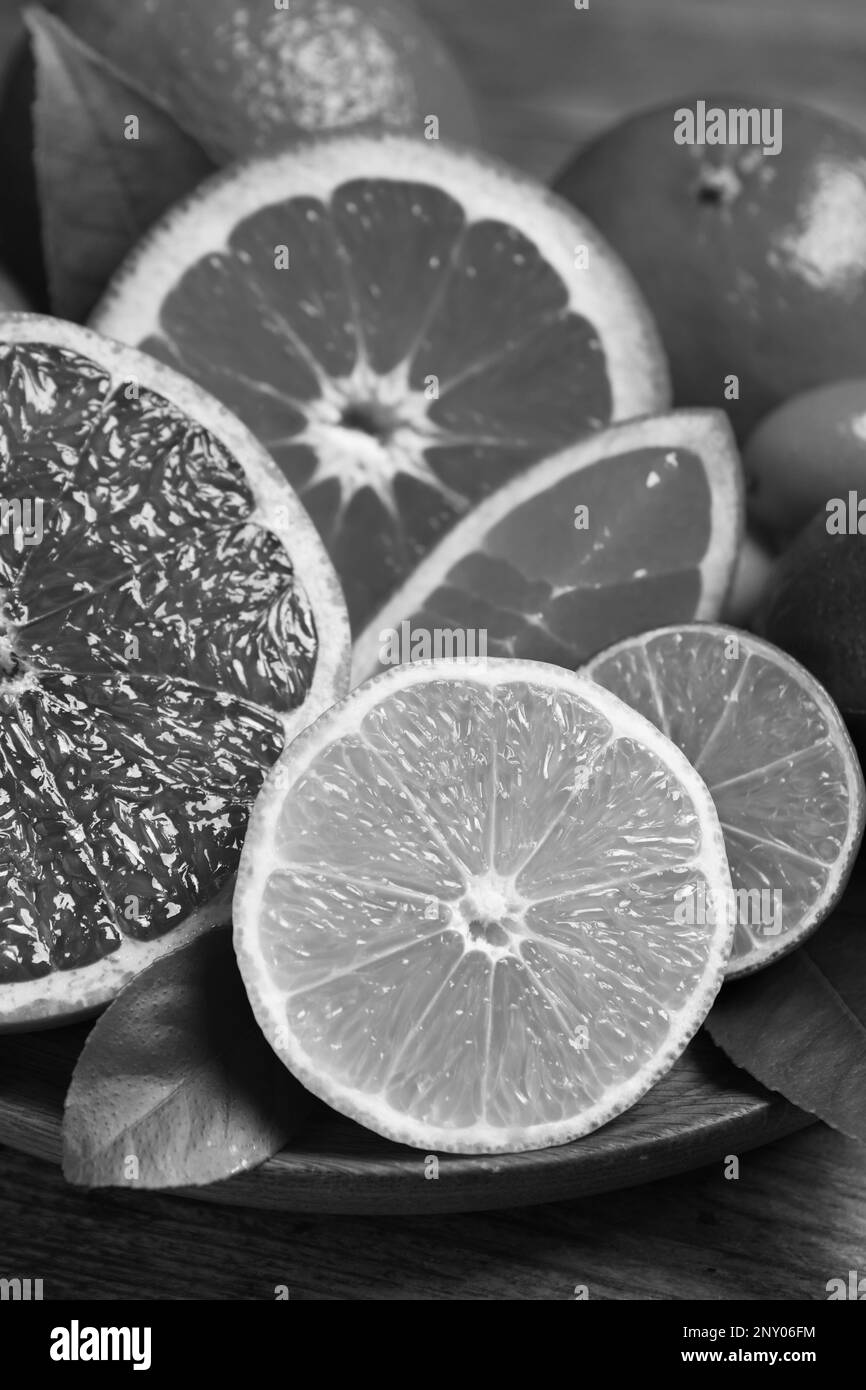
[590,631,854,961]
[256,679,722,1135]
[363,442,711,676]
[0,342,318,983]
[142,177,614,629]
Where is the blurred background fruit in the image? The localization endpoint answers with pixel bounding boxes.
[745,380,866,542]
[722,531,775,626]
[60,0,481,158]
[555,96,866,438]
[0,267,28,310]
[759,517,866,747]
[0,0,481,303]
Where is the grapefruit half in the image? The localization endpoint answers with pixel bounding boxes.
[0,314,349,1030]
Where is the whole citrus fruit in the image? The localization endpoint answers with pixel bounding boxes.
[0,0,480,302]
[59,0,480,157]
[759,516,866,739]
[555,96,866,437]
[745,379,866,540]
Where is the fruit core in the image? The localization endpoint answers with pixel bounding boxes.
[301,362,458,521]
[455,876,529,958]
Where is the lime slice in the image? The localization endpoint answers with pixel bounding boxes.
[234,659,733,1153]
[0,314,349,1030]
[352,410,741,683]
[586,624,866,977]
[94,134,670,632]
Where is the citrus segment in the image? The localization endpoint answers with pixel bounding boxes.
[94,135,670,631]
[234,660,733,1153]
[0,315,349,1029]
[352,411,741,683]
[585,625,865,977]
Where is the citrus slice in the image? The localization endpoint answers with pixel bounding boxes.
[233,659,734,1153]
[585,625,865,978]
[0,314,350,1031]
[93,134,670,633]
[352,410,741,684]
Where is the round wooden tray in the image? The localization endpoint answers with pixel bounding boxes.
[0,1023,807,1214]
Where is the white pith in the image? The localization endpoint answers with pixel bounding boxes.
[233,657,735,1154]
[352,410,743,686]
[93,134,670,527]
[584,622,866,979]
[0,313,351,1031]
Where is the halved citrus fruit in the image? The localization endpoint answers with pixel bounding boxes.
[352,410,742,684]
[585,625,865,978]
[0,314,349,1031]
[234,659,734,1153]
[93,134,670,632]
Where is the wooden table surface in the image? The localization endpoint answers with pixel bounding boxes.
[3,0,866,1300]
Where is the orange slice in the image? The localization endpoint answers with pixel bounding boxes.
[234,659,733,1153]
[94,134,670,632]
[352,410,741,684]
[586,624,865,976]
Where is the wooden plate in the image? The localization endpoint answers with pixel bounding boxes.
[0,1024,806,1214]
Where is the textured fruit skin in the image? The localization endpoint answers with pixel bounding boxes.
[759,517,866,741]
[555,96,866,438]
[61,0,481,158]
[0,0,480,302]
[745,379,866,540]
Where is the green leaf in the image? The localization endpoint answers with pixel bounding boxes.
[62,925,311,1190]
[706,873,866,1140]
[28,5,214,321]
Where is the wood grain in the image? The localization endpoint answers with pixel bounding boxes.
[2,1123,864,1299]
[0,1025,807,1214]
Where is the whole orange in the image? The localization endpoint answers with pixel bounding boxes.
[60,0,480,158]
[0,0,480,301]
[759,517,866,749]
[556,96,866,437]
[745,379,866,541]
